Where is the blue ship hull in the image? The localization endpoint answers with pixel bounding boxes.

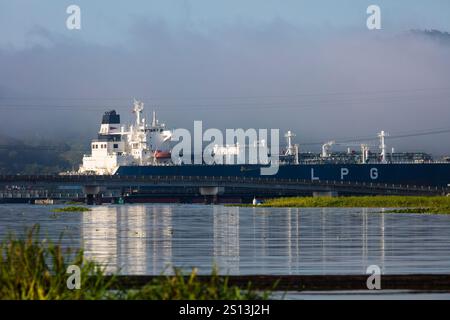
[115,163,450,187]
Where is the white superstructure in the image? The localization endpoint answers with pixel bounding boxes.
[79,100,172,174]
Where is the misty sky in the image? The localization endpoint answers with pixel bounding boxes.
[1,0,450,155]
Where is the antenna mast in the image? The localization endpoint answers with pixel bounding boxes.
[133,99,144,126]
[378,130,389,163]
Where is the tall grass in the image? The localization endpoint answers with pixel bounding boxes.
[0,225,114,300]
[0,225,269,300]
[262,196,450,209]
[126,268,269,300]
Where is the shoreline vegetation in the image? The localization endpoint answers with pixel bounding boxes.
[0,226,270,300]
[51,206,91,212]
[240,196,450,214]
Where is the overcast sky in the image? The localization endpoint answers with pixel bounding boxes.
[1,1,450,154]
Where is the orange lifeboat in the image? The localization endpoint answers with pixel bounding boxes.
[154,150,171,159]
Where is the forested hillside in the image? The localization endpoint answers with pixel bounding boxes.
[0,134,87,174]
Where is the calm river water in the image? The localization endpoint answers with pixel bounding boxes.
[1,203,450,277]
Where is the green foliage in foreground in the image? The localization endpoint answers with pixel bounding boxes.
[260,196,450,210]
[0,225,113,300]
[51,206,91,212]
[0,226,268,300]
[126,268,269,300]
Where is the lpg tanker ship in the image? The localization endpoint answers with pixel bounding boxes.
[78,100,450,188]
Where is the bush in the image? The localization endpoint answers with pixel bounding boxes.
[51,206,91,212]
[127,267,269,300]
[0,225,113,300]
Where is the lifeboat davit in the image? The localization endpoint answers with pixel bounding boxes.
[154,150,171,159]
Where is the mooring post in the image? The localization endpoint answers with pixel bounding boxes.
[94,193,103,205]
[85,194,94,205]
[199,186,223,204]
[82,185,101,205]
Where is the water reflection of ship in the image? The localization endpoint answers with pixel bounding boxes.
[149,205,172,274]
[82,209,118,273]
[252,207,387,275]
[213,206,240,274]
[118,206,147,274]
[81,205,173,274]
[286,208,300,274]
[314,207,386,274]
[361,208,386,274]
[79,205,387,275]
